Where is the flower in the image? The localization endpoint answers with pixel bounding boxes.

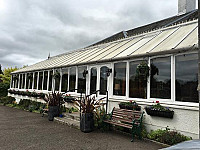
[130,100,133,103]
[156,101,159,103]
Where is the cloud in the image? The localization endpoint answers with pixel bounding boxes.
[0,0,178,69]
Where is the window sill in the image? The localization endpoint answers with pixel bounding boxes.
[109,97,199,111]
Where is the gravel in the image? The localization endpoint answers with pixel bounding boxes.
[0,105,165,150]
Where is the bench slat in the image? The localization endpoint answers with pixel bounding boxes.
[104,120,132,129]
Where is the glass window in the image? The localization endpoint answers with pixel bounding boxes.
[69,67,76,92]
[22,74,25,89]
[38,72,43,90]
[14,74,19,88]
[90,68,97,94]
[175,53,198,103]
[78,66,87,93]
[113,62,126,96]
[28,73,33,89]
[25,74,29,89]
[61,69,68,92]
[43,71,48,90]
[150,57,171,99]
[34,72,38,89]
[54,70,60,91]
[129,61,147,98]
[100,66,108,95]
[48,71,53,91]
[19,74,22,89]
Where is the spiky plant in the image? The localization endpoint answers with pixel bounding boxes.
[75,96,102,113]
[44,91,64,106]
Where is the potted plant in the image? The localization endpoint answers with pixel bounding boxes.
[75,96,101,133]
[119,100,141,111]
[136,61,150,78]
[44,92,64,121]
[145,101,174,118]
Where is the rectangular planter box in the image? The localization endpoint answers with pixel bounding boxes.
[145,107,174,119]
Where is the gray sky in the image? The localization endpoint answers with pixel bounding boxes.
[0,0,182,69]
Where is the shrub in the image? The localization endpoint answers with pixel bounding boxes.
[94,107,110,131]
[147,127,192,145]
[0,96,15,105]
[0,82,10,97]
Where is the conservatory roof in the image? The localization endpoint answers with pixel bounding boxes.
[13,19,198,74]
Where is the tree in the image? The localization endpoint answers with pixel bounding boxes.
[0,64,3,74]
[0,67,18,84]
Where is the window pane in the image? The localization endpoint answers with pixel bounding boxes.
[150,57,171,99]
[100,66,108,95]
[34,73,38,89]
[113,62,126,96]
[78,66,87,93]
[43,71,48,90]
[61,69,68,92]
[28,73,33,89]
[38,72,43,90]
[22,74,25,89]
[54,71,60,91]
[19,74,22,89]
[14,75,19,88]
[176,53,198,103]
[129,61,147,98]
[48,71,53,91]
[90,68,97,94]
[69,67,76,92]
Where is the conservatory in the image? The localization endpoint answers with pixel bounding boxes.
[10,19,199,138]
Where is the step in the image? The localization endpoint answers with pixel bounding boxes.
[64,112,80,121]
[54,116,80,129]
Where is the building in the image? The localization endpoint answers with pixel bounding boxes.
[10,0,199,138]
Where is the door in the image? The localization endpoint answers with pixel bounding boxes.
[87,64,111,96]
[99,64,111,96]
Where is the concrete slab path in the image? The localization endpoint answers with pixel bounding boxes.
[0,105,165,150]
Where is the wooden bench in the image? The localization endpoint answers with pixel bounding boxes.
[104,107,144,142]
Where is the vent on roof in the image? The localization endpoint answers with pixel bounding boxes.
[178,0,196,15]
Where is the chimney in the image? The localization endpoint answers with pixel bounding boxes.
[178,0,196,15]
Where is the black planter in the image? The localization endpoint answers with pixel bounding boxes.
[48,106,59,121]
[64,97,75,103]
[119,104,141,111]
[80,113,94,133]
[145,107,174,119]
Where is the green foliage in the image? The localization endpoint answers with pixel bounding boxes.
[67,107,78,113]
[119,100,141,111]
[0,67,18,84]
[146,102,172,112]
[0,96,15,105]
[18,99,43,111]
[147,127,192,145]
[94,107,110,131]
[8,89,46,99]
[0,82,10,97]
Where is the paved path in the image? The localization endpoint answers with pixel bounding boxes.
[0,105,165,150]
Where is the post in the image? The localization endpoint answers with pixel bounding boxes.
[106,91,108,114]
[198,0,200,139]
[80,92,82,120]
